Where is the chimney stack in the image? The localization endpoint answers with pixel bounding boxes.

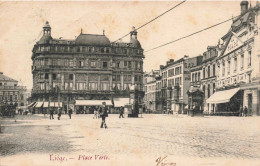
[240,0,249,14]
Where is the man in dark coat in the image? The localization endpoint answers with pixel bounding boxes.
[243,106,248,117]
[68,108,72,119]
[57,108,62,120]
[50,109,54,120]
[100,102,108,128]
[119,106,124,118]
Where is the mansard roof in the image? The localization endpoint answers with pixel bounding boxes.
[75,34,111,47]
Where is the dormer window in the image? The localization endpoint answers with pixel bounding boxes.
[101,48,105,53]
[106,48,110,53]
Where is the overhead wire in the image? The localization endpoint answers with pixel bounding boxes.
[113,0,187,43]
[144,16,237,53]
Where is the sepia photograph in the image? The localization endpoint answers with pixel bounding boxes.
[0,0,260,166]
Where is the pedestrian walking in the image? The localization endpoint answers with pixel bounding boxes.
[98,106,102,119]
[93,107,98,119]
[58,108,61,120]
[100,102,108,129]
[57,108,62,120]
[243,106,248,117]
[68,108,72,119]
[50,109,54,120]
[119,106,124,118]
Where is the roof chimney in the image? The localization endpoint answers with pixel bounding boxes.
[0,72,3,75]
[240,0,249,14]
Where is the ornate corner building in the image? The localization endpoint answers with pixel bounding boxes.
[31,22,144,110]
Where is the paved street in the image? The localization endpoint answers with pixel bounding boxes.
[1,114,260,166]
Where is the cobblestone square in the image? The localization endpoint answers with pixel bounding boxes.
[1,114,260,166]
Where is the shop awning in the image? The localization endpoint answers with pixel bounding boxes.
[206,88,240,104]
[43,102,63,108]
[34,102,43,108]
[75,100,112,106]
[113,98,130,107]
[17,106,28,109]
[27,102,36,108]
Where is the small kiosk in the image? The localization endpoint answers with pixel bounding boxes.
[187,87,204,116]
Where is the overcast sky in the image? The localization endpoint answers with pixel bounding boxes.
[0,1,253,89]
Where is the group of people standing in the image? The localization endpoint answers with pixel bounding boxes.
[49,108,73,120]
[47,102,127,129]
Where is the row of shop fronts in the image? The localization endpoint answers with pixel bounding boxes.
[188,85,260,116]
[30,97,134,114]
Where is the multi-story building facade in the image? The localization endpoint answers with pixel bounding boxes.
[155,71,163,111]
[207,1,260,115]
[200,46,221,114]
[0,72,28,106]
[31,22,144,112]
[157,55,202,114]
[143,70,159,112]
[189,46,221,114]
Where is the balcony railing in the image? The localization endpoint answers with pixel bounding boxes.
[0,86,27,90]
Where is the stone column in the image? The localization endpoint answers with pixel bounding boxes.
[121,73,124,90]
[86,75,89,90]
[132,74,135,85]
[49,72,52,90]
[252,90,259,116]
[98,75,101,90]
[61,73,64,90]
[73,73,76,90]
[109,75,113,91]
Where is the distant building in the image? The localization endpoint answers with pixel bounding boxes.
[31,22,144,112]
[143,70,160,112]
[157,55,203,114]
[0,72,28,106]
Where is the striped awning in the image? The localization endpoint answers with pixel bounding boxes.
[75,100,112,106]
[27,102,36,108]
[206,88,240,104]
[43,102,63,108]
[34,102,43,108]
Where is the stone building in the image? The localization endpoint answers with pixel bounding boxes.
[31,22,144,112]
[0,72,28,107]
[189,45,222,114]
[143,70,159,112]
[155,71,163,111]
[207,1,260,115]
[157,55,202,114]
[200,46,221,114]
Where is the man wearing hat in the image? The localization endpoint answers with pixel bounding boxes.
[100,102,108,128]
